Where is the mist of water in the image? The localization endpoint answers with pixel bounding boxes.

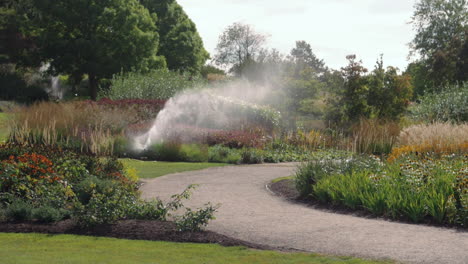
[133,80,279,151]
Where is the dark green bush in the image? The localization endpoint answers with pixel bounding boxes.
[4,200,33,222]
[0,72,48,103]
[32,206,65,223]
[145,142,183,161]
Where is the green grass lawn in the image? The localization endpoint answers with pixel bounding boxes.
[0,233,389,264]
[121,159,228,179]
[0,112,10,142]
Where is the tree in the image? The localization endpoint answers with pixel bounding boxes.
[140,0,209,74]
[409,0,468,92]
[368,57,413,120]
[23,0,165,100]
[213,22,267,76]
[289,41,327,75]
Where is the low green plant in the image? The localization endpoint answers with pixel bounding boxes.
[4,200,33,222]
[32,206,65,223]
[174,203,219,232]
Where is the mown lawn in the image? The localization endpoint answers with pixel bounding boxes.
[121,158,228,179]
[0,233,389,264]
[0,112,10,142]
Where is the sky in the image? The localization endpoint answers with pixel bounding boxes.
[177,0,417,71]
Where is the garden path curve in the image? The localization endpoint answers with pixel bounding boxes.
[140,163,468,264]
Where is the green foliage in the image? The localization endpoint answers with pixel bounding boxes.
[125,199,167,221]
[208,145,242,164]
[326,56,413,126]
[140,0,209,74]
[3,199,33,222]
[367,59,413,120]
[18,0,164,100]
[0,71,48,102]
[298,153,467,227]
[241,148,265,164]
[410,82,468,122]
[175,203,218,232]
[32,206,65,223]
[214,23,267,76]
[103,70,205,100]
[409,0,468,91]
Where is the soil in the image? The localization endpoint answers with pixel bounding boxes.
[0,219,272,250]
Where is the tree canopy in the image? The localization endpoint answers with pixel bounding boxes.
[140,0,209,74]
[213,22,267,76]
[0,0,209,100]
[409,0,468,94]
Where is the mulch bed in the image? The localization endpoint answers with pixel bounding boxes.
[0,219,272,250]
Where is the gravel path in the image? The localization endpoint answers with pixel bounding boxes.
[140,163,468,264]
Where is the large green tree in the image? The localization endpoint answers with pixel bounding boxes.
[368,57,413,120]
[409,0,467,94]
[140,0,209,74]
[20,0,164,100]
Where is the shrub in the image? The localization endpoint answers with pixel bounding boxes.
[125,199,167,221]
[180,144,209,162]
[241,148,265,164]
[4,200,33,222]
[32,206,65,223]
[174,203,218,232]
[102,70,205,100]
[208,145,241,164]
[73,176,120,204]
[410,82,468,123]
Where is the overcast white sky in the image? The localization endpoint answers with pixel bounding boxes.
[178,0,417,71]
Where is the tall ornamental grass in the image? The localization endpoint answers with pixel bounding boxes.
[8,102,135,155]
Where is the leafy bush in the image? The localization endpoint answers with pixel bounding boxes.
[410,82,468,123]
[174,203,218,232]
[102,70,206,100]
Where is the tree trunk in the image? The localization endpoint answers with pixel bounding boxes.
[89,74,98,101]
